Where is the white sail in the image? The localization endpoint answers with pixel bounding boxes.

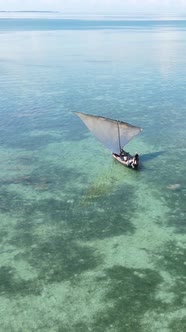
[75,112,142,154]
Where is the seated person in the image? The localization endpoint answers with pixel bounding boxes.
[120,149,129,160]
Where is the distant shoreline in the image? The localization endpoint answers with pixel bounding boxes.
[0,11,59,13]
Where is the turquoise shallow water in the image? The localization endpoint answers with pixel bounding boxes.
[0,15,186,332]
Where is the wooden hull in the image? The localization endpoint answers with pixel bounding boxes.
[112,153,139,169]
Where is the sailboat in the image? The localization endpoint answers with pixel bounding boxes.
[75,112,143,169]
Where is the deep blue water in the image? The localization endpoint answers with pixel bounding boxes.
[0,15,186,332]
[1,16,186,31]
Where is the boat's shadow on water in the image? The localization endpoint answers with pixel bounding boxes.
[141,151,165,162]
[140,151,165,170]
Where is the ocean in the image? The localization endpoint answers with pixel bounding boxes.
[0,13,186,332]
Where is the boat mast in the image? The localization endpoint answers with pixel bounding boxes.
[117,121,122,153]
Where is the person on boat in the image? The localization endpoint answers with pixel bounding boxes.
[120,149,125,156]
[127,157,133,167]
[131,153,139,168]
[120,149,129,161]
[135,153,139,161]
[134,153,139,166]
[125,153,138,168]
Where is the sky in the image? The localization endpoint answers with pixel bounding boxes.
[0,0,186,15]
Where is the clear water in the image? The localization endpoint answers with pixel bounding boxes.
[0,14,186,332]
